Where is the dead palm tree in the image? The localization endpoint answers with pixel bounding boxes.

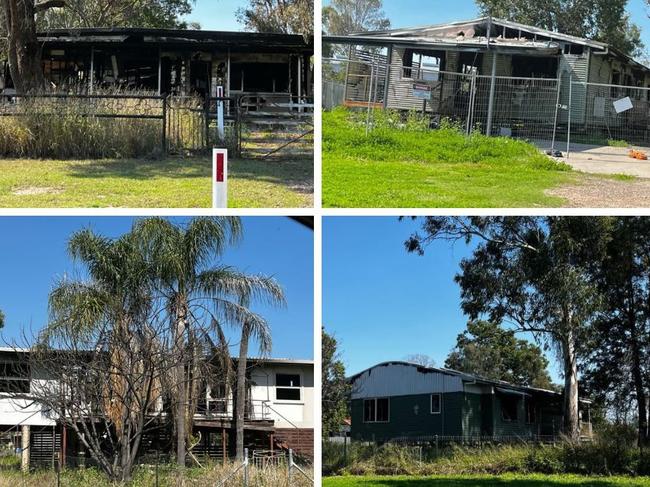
[132,216,285,466]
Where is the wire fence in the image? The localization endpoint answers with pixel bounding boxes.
[567,80,650,153]
[323,57,563,148]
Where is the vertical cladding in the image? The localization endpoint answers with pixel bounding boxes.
[461,393,483,437]
[559,52,589,124]
[350,392,464,441]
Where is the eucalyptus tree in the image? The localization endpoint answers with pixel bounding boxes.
[405,216,613,441]
[132,216,285,464]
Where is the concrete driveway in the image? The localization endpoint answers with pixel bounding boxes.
[534,140,650,178]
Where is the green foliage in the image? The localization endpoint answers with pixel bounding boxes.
[323,0,390,35]
[445,321,554,390]
[322,108,573,208]
[38,0,196,29]
[607,139,629,148]
[237,0,313,35]
[322,329,351,438]
[475,0,643,57]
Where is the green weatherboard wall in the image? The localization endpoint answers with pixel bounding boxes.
[351,392,561,441]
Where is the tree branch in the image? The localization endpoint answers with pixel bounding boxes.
[35,0,65,13]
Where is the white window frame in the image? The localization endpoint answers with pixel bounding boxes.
[363,397,390,423]
[275,372,302,402]
[430,393,441,414]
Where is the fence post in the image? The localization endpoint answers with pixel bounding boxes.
[288,448,293,486]
[486,52,498,136]
[155,450,159,487]
[243,448,249,487]
[567,77,573,158]
[161,95,168,154]
[466,72,477,135]
[551,77,562,153]
[366,62,375,135]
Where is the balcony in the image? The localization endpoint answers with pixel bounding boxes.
[196,398,271,422]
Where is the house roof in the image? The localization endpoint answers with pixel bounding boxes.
[355,17,607,50]
[349,361,591,403]
[33,28,313,52]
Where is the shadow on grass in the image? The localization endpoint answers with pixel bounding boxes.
[351,479,635,487]
[64,157,314,192]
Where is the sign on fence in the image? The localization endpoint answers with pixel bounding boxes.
[212,149,228,208]
[614,96,634,114]
[412,83,432,100]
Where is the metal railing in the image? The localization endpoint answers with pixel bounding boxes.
[197,398,271,421]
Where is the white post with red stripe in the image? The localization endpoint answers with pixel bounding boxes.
[212,148,228,208]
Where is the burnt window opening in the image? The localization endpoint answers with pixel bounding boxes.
[501,395,519,422]
[363,397,389,422]
[563,44,584,56]
[459,52,483,75]
[512,55,558,78]
[402,51,440,80]
[276,373,301,401]
[230,62,291,94]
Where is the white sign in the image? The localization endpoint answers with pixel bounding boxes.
[216,86,225,142]
[613,96,633,114]
[212,149,228,208]
[412,83,432,100]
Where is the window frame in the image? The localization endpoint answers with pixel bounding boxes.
[363,397,390,423]
[430,393,441,415]
[275,372,302,402]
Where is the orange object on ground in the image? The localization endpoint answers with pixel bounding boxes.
[629,149,648,160]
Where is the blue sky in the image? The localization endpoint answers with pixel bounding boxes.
[322,217,562,383]
[323,0,650,59]
[183,0,246,31]
[0,216,313,360]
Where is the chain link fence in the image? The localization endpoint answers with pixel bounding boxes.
[567,80,650,154]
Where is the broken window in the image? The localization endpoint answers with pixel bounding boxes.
[512,55,558,78]
[501,395,519,421]
[363,397,389,422]
[430,394,441,414]
[276,373,301,401]
[402,51,440,80]
[526,399,536,424]
[0,362,30,394]
[230,62,291,93]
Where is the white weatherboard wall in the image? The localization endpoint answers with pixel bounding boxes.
[351,363,464,400]
[249,362,314,429]
[0,396,55,427]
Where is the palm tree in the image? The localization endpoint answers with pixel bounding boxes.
[132,216,285,466]
[45,228,155,480]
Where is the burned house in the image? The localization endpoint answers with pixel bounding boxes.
[0,349,314,469]
[349,361,592,443]
[325,17,650,144]
[1,28,314,100]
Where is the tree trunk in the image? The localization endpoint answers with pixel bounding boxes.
[1,0,47,93]
[235,322,251,461]
[173,303,188,467]
[562,330,581,442]
[630,329,649,447]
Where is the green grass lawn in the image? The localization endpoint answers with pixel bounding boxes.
[0,156,312,208]
[324,474,650,487]
[322,108,575,208]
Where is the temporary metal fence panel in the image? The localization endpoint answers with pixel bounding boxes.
[567,80,650,153]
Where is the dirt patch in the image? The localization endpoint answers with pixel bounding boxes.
[547,176,650,207]
[11,186,63,196]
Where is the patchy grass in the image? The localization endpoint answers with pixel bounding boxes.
[0,156,312,208]
[324,474,650,487]
[322,108,575,208]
